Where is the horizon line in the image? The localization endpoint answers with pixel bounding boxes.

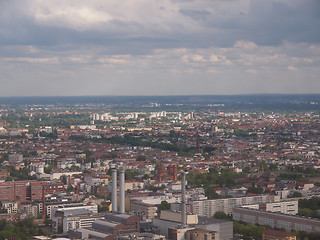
[1,93,320,98]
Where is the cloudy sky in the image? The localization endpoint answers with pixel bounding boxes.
[0,0,319,96]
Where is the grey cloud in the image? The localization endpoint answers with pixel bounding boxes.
[0,0,319,96]
[1,0,319,53]
[179,9,210,21]
[206,0,320,46]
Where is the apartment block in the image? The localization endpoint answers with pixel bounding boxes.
[243,200,298,215]
[191,195,274,217]
[233,207,320,233]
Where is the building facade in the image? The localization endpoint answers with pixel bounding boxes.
[0,181,65,202]
[130,200,158,220]
[191,195,274,217]
[233,207,320,233]
[243,200,298,215]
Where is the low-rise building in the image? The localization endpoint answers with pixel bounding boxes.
[52,208,104,233]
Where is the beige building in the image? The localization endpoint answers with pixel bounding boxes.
[130,200,157,220]
[160,210,198,225]
[125,181,144,191]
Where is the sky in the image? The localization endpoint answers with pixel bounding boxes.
[0,0,319,96]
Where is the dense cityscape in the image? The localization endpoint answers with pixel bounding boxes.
[1,0,319,239]
[0,95,319,240]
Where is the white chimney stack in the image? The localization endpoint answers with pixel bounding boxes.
[119,167,125,214]
[111,168,117,213]
[181,171,187,227]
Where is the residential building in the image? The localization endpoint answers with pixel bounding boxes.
[243,200,298,215]
[1,201,18,213]
[233,207,320,233]
[191,195,275,217]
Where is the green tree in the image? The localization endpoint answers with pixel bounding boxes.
[158,201,171,211]
[247,186,264,194]
[213,211,231,220]
[204,187,221,199]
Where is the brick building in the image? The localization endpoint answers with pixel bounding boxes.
[0,181,65,202]
[155,164,177,183]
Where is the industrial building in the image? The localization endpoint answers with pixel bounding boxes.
[152,172,233,240]
[69,168,234,239]
[69,167,143,239]
[51,203,99,232]
[130,200,158,220]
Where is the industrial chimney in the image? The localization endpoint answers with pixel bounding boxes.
[119,167,125,214]
[181,171,187,227]
[111,168,117,213]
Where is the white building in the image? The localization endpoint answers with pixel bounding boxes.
[242,200,298,215]
[52,207,104,233]
[2,202,18,213]
[62,211,105,233]
[191,195,278,217]
[51,203,98,220]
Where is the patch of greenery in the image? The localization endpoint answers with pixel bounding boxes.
[298,197,320,219]
[233,221,265,240]
[187,168,242,190]
[0,217,50,240]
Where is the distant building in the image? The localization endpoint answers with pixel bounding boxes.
[22,204,38,217]
[0,169,10,179]
[8,154,23,163]
[115,233,166,240]
[155,164,177,183]
[1,201,18,213]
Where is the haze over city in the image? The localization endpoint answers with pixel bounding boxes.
[1,0,319,96]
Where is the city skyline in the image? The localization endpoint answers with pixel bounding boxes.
[0,0,319,96]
